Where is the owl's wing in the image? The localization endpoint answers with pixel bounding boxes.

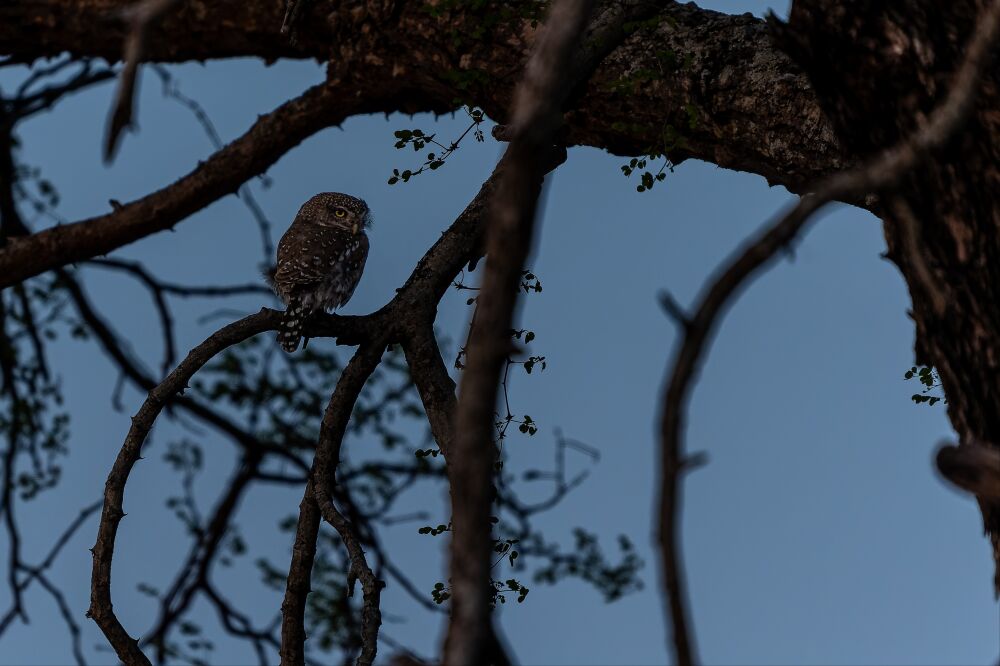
[273,227,336,287]
[273,256,331,286]
[337,233,370,307]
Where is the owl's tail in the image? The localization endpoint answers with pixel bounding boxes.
[278,296,309,353]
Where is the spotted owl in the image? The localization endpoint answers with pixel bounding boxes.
[268,192,371,352]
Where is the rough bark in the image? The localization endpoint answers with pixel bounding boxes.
[0,0,848,193]
[5,0,1000,609]
[771,0,1000,593]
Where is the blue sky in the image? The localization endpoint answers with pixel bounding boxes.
[3,1,999,664]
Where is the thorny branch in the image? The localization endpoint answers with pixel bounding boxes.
[87,310,280,666]
[310,342,387,666]
[655,1,1000,663]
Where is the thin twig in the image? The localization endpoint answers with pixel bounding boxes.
[0,501,100,636]
[33,571,87,666]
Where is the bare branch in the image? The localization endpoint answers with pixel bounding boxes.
[87,309,280,665]
[87,258,273,298]
[0,501,100,637]
[142,454,263,660]
[103,0,183,162]
[656,1,1000,662]
[445,1,595,663]
[33,571,87,666]
[0,297,27,625]
[0,79,379,289]
[937,441,1000,499]
[401,326,457,458]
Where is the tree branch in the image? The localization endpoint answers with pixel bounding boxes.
[104,0,183,162]
[278,481,321,666]
[0,79,385,289]
[0,1,851,196]
[656,1,1000,661]
[87,308,286,665]
[310,342,388,666]
[445,1,595,663]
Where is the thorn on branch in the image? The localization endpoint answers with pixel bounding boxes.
[680,451,709,472]
[658,290,691,328]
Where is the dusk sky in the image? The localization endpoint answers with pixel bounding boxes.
[3,1,999,664]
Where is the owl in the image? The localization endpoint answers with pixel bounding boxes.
[268,192,371,352]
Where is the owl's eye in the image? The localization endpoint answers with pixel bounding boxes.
[334,209,347,218]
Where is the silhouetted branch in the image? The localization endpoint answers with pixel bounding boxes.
[34,571,86,666]
[143,454,263,660]
[656,1,1000,662]
[148,65,277,262]
[311,342,388,666]
[87,309,283,664]
[203,580,281,666]
[104,0,183,162]
[87,258,273,298]
[445,1,594,662]
[0,297,27,625]
[83,257,273,375]
[0,500,100,636]
[9,59,114,121]
[0,79,380,289]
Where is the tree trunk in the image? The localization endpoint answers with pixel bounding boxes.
[772,0,1000,593]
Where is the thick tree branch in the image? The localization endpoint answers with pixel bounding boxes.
[656,2,1000,661]
[446,1,594,664]
[400,326,457,459]
[937,442,1000,500]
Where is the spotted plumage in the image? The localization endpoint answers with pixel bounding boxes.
[268,192,371,352]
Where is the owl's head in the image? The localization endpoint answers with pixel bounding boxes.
[299,192,372,233]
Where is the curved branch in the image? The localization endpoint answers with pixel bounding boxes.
[0,79,386,289]
[311,343,387,666]
[1,1,851,199]
[655,1,1000,661]
[86,308,279,664]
